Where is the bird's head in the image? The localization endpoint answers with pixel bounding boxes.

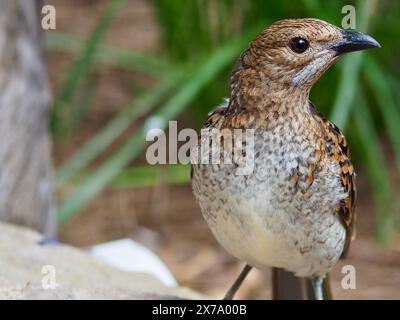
[238,18,380,91]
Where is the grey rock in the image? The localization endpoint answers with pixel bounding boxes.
[0,222,205,300]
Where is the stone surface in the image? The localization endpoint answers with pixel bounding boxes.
[0,222,204,300]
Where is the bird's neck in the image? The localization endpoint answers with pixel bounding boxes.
[224,61,312,129]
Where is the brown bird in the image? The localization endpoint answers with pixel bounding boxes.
[191,18,380,300]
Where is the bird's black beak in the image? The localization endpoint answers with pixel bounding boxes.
[332,29,381,56]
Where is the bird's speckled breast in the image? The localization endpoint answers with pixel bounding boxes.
[191,121,347,278]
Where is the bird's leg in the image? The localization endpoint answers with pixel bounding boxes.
[312,277,324,300]
[223,264,252,300]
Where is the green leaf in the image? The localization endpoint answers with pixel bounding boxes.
[353,95,393,245]
[300,0,331,21]
[45,32,171,76]
[56,71,185,188]
[111,164,191,188]
[330,0,379,130]
[50,0,127,136]
[330,54,363,130]
[63,72,98,136]
[363,57,400,171]
[57,129,146,226]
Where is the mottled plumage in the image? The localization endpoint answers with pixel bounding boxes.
[191,18,379,298]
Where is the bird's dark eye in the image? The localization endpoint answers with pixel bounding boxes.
[289,37,309,53]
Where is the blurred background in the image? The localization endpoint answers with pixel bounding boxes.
[1,0,399,299]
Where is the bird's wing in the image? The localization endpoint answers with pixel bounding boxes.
[325,119,356,258]
[311,104,356,258]
[190,100,229,179]
[203,99,229,128]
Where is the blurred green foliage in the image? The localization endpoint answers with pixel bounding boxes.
[47,0,400,244]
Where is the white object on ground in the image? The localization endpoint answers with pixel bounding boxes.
[89,239,177,287]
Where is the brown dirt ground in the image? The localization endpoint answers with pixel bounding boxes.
[47,0,400,299]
